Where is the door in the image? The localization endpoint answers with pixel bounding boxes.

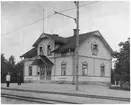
[46,67,51,80]
[40,66,46,80]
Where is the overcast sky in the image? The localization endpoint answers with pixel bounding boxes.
[1,1,130,62]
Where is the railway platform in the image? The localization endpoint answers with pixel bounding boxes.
[1,83,130,104]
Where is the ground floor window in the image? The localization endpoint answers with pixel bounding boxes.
[29,65,32,76]
[61,61,66,76]
[101,63,105,76]
[82,61,88,75]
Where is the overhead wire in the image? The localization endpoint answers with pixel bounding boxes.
[2,1,98,36]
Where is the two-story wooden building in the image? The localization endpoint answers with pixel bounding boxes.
[20,29,113,84]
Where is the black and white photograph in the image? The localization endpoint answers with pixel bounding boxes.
[1,0,130,104]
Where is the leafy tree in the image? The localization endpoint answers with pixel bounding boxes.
[1,53,8,82]
[113,38,130,82]
[15,61,24,82]
[8,55,15,66]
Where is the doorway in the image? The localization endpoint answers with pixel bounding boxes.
[40,66,51,80]
[40,66,46,80]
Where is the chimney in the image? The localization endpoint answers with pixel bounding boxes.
[73,29,77,36]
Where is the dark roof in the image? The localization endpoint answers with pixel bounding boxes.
[20,30,113,58]
[53,31,95,53]
[31,55,53,66]
[20,47,37,58]
[33,33,67,47]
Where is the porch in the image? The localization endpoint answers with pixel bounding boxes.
[31,55,53,80]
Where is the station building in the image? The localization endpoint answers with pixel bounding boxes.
[20,29,113,84]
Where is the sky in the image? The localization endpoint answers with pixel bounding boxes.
[1,1,130,63]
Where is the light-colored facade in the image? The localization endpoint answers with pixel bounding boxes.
[21,30,113,84]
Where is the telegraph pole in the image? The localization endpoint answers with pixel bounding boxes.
[54,1,79,91]
[75,1,79,91]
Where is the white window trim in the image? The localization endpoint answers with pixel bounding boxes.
[82,61,88,76]
[61,61,67,76]
[100,63,105,77]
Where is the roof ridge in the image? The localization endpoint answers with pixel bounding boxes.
[64,30,99,39]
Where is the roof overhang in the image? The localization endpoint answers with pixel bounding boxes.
[31,55,54,66]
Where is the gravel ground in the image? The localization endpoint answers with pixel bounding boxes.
[1,83,130,98]
[1,89,129,104]
[1,97,39,104]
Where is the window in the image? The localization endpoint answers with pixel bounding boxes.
[61,61,66,76]
[29,65,32,76]
[82,61,88,75]
[39,46,44,55]
[61,52,66,56]
[91,42,98,56]
[101,63,105,76]
[47,43,52,56]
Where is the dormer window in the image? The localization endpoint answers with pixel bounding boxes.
[61,52,66,56]
[47,43,52,56]
[39,46,44,55]
[91,42,98,56]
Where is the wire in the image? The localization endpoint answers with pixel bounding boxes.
[2,14,55,36]
[2,1,98,36]
[59,1,98,13]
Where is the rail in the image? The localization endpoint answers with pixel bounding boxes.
[2,88,130,102]
[1,93,78,104]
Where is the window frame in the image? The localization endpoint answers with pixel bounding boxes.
[28,65,32,76]
[61,52,67,56]
[91,42,98,56]
[47,43,52,56]
[61,61,67,76]
[82,61,88,76]
[39,44,44,55]
[100,63,105,77]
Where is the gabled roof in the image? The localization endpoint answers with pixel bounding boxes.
[31,55,53,66]
[52,30,96,53]
[20,47,37,58]
[33,33,67,47]
[20,30,113,58]
[53,30,113,54]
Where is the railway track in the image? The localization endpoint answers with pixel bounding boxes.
[1,93,78,104]
[2,87,130,102]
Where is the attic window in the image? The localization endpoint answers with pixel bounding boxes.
[91,42,98,56]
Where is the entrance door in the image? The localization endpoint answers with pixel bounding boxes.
[46,67,51,80]
[40,66,46,80]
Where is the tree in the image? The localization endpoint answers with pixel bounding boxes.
[113,38,130,82]
[1,54,24,83]
[8,55,15,66]
[1,53,8,82]
[8,55,16,73]
[15,61,24,82]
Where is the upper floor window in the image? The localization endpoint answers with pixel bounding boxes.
[47,43,52,56]
[39,45,44,55]
[61,52,67,56]
[91,42,98,56]
[61,61,66,76]
[29,65,32,76]
[101,63,105,77]
[82,61,88,76]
